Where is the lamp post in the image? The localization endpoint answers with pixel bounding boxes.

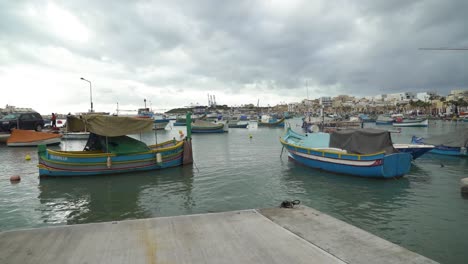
[80,77,93,112]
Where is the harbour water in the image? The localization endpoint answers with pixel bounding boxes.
[0,119,467,264]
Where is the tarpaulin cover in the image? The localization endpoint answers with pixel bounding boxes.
[66,115,87,132]
[423,128,468,147]
[329,128,398,155]
[68,115,153,137]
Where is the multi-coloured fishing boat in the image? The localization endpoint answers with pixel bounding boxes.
[38,115,193,176]
[280,128,412,178]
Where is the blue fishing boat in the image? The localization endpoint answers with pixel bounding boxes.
[280,128,412,178]
[411,129,468,156]
[38,115,193,176]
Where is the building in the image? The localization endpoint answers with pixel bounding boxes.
[385,92,416,102]
[319,97,332,107]
[416,92,436,102]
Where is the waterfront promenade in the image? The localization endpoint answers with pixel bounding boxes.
[0,206,437,264]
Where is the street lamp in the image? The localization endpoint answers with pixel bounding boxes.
[80,77,93,113]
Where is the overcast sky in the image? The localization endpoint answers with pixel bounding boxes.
[1,0,467,114]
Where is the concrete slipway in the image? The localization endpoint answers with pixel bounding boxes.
[0,206,437,264]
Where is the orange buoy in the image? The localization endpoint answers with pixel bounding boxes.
[10,175,21,183]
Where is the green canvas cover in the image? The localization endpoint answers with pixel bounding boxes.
[99,135,150,154]
[78,115,153,137]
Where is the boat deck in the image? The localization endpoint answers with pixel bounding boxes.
[0,206,437,264]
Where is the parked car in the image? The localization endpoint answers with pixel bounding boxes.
[0,112,45,132]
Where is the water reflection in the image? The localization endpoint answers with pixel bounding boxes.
[38,166,194,225]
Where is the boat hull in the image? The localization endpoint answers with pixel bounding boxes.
[228,123,248,128]
[280,129,412,178]
[430,146,468,156]
[375,121,393,125]
[393,119,428,127]
[285,148,411,178]
[393,144,435,160]
[38,140,186,176]
[61,132,90,140]
[8,137,61,147]
[258,118,285,127]
[153,120,170,130]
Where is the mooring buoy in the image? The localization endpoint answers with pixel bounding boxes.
[10,175,21,183]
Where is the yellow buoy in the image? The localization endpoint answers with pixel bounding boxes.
[249,134,253,139]
[25,154,31,161]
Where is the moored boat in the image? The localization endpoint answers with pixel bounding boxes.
[411,129,468,156]
[393,143,435,160]
[38,115,193,176]
[280,128,412,178]
[375,115,394,125]
[393,119,428,127]
[191,120,227,133]
[0,132,10,143]
[258,115,285,127]
[7,129,61,147]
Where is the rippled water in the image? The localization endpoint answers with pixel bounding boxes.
[0,119,467,264]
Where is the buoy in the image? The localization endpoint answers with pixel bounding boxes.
[461,178,468,197]
[156,153,162,164]
[10,175,21,183]
[249,134,253,139]
[179,130,184,138]
[25,154,31,161]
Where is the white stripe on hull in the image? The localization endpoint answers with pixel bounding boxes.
[290,150,377,166]
[8,138,61,147]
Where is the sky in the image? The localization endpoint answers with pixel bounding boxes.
[1,0,467,114]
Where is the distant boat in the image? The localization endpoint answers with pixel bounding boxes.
[38,115,193,177]
[227,115,249,128]
[258,115,285,127]
[411,129,468,156]
[191,120,227,133]
[280,128,412,178]
[7,129,61,147]
[393,119,428,127]
[375,115,394,125]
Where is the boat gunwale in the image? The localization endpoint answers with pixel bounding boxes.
[45,139,184,158]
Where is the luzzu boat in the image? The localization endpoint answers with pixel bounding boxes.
[393,119,428,127]
[191,120,227,133]
[375,115,394,125]
[258,115,285,127]
[280,128,412,178]
[411,128,468,157]
[38,115,193,177]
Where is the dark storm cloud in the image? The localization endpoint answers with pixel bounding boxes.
[1,0,467,102]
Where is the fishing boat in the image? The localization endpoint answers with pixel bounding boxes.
[174,114,206,126]
[228,122,248,128]
[392,119,428,127]
[38,115,193,176]
[375,115,394,125]
[411,129,468,156]
[227,115,249,128]
[7,129,61,147]
[280,128,412,178]
[393,143,435,160]
[191,120,227,133]
[258,115,285,127]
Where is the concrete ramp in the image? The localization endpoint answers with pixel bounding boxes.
[0,206,437,264]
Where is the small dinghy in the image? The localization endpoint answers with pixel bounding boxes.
[7,129,62,147]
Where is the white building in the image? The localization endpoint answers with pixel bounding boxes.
[385,92,416,102]
[416,92,436,102]
[319,97,332,107]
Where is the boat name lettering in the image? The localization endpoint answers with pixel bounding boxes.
[50,155,68,161]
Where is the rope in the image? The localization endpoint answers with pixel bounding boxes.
[280,200,300,208]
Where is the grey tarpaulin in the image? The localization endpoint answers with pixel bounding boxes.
[330,128,398,155]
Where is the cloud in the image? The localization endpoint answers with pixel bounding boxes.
[1,0,467,114]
